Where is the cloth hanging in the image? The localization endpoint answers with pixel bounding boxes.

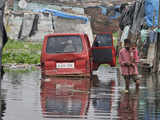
[120,25,130,43]
[131,0,145,33]
[51,15,55,30]
[119,4,135,31]
[18,18,24,39]
[29,14,39,37]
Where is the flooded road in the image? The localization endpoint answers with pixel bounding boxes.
[1,66,160,120]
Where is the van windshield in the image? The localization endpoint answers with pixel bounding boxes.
[46,36,83,54]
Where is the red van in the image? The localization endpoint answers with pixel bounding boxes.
[41,32,116,77]
[41,33,92,77]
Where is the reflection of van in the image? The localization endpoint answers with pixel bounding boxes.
[41,77,90,118]
[41,32,116,77]
[41,33,92,77]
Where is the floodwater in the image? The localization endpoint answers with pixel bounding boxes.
[0,66,160,120]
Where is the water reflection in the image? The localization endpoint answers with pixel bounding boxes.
[40,77,90,118]
[139,73,160,120]
[0,66,6,120]
[0,67,160,120]
[118,90,139,120]
[1,70,42,120]
[0,96,6,120]
[90,73,119,120]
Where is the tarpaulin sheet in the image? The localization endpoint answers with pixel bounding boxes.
[33,8,88,23]
[98,6,107,15]
[109,5,121,19]
[98,5,120,19]
[145,0,159,27]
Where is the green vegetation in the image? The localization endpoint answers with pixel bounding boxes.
[113,32,118,38]
[2,40,42,64]
[113,32,119,66]
[113,32,118,47]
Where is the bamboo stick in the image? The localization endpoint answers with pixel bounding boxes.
[153,0,160,72]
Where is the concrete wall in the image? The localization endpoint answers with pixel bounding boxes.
[54,17,94,44]
[28,13,54,42]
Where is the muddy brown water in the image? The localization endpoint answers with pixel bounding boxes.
[0,66,160,120]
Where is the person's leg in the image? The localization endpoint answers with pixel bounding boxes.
[133,75,140,90]
[124,75,130,91]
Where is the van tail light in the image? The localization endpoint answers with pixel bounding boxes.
[75,59,86,69]
[44,61,56,69]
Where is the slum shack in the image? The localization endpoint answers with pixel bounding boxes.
[118,0,160,72]
[5,0,94,44]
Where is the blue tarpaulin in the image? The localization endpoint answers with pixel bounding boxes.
[109,12,120,19]
[98,5,120,19]
[98,6,107,15]
[33,8,88,23]
[145,0,159,27]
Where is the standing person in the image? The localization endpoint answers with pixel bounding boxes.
[130,42,140,89]
[119,39,139,92]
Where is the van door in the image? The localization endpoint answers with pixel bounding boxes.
[92,33,116,70]
[84,34,92,73]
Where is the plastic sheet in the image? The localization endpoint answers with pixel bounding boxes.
[144,0,159,27]
[33,8,88,23]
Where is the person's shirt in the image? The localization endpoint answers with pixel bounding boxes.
[119,48,131,66]
[119,47,138,75]
[130,47,139,63]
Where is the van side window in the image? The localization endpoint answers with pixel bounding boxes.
[93,34,113,47]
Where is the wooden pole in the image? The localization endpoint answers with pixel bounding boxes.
[153,0,160,72]
[0,1,5,119]
[0,0,5,78]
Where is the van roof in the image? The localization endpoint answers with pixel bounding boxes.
[44,33,86,38]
